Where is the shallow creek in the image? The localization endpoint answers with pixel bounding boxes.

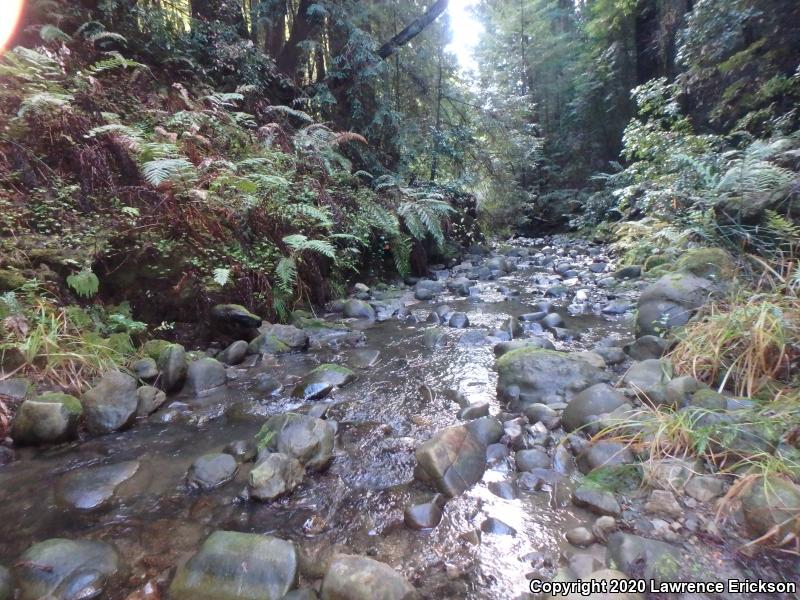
[0,236,792,599]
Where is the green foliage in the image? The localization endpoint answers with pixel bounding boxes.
[397,197,454,248]
[66,270,99,299]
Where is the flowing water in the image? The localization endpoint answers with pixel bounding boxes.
[0,237,792,599]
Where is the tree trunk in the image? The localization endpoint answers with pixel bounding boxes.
[378,0,449,59]
[430,45,444,182]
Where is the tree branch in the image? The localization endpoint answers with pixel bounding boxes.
[377,0,449,59]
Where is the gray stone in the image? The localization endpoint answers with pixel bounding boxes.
[624,335,668,361]
[249,453,305,501]
[218,340,249,365]
[0,377,32,400]
[458,402,489,420]
[257,413,334,471]
[577,441,635,475]
[621,359,671,404]
[592,346,626,365]
[343,299,375,320]
[404,496,444,530]
[516,448,551,471]
[11,393,82,445]
[592,516,618,543]
[493,338,554,358]
[466,416,504,445]
[572,486,621,517]
[223,439,257,463]
[488,480,518,499]
[447,277,472,296]
[12,538,121,600]
[689,388,727,410]
[56,460,139,510]
[251,324,309,353]
[541,313,564,330]
[613,265,642,279]
[644,490,682,518]
[606,533,682,584]
[187,453,238,490]
[565,527,594,547]
[292,364,356,400]
[253,374,283,396]
[500,317,524,339]
[685,475,726,502]
[321,555,418,600]
[523,403,559,427]
[448,312,470,328]
[481,517,517,536]
[170,531,298,600]
[184,358,227,395]
[642,458,699,493]
[82,371,139,434]
[132,357,158,382]
[664,376,706,408]
[635,273,721,337]
[136,385,166,416]
[157,344,188,392]
[496,348,610,411]
[741,475,800,541]
[562,384,627,432]
[415,425,487,497]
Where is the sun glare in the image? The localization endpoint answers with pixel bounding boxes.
[0,0,25,51]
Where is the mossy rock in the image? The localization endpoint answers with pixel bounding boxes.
[39,392,83,416]
[141,339,172,361]
[0,268,27,292]
[643,254,672,272]
[675,248,735,280]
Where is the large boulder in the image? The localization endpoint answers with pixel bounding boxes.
[572,485,621,517]
[621,359,671,405]
[635,273,721,337]
[414,425,486,497]
[249,324,309,355]
[218,340,249,366]
[496,348,610,411]
[82,371,138,435]
[157,344,188,392]
[184,358,227,396]
[674,247,735,281]
[321,555,418,600]
[577,441,635,475]
[562,384,628,432]
[169,531,298,600]
[11,392,82,445]
[293,364,356,400]
[741,476,800,542]
[248,453,305,501]
[136,385,166,416]
[343,299,375,320]
[606,533,682,584]
[55,461,140,510]
[256,413,334,471]
[12,538,121,600]
[210,303,263,329]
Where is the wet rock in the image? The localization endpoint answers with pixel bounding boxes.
[486,443,509,464]
[320,555,418,600]
[350,349,380,369]
[689,388,727,410]
[11,392,82,445]
[458,402,489,420]
[523,403,559,428]
[447,277,472,296]
[589,262,607,273]
[516,448,551,471]
[553,445,574,474]
[624,336,668,362]
[546,285,568,298]
[415,280,443,301]
[635,273,722,337]
[218,340,249,365]
[541,313,564,330]
[0,447,13,466]
[664,375,706,408]
[257,413,334,471]
[56,460,140,510]
[481,517,516,536]
[685,475,726,502]
[601,301,633,315]
[566,552,604,578]
[170,531,298,600]
[493,338,554,358]
[502,418,526,450]
[422,328,447,348]
[741,475,800,541]
[12,538,121,600]
[518,468,561,492]
[572,486,621,517]
[136,385,166,416]
[613,265,641,279]
[343,299,375,320]
[465,416,504,445]
[82,371,138,435]
[675,247,735,281]
[253,373,283,396]
[496,348,610,411]
[448,312,470,328]
[606,533,682,584]
[404,496,445,530]
[223,439,257,463]
[562,384,627,432]
[292,364,356,400]
[157,344,188,393]
[486,257,511,273]
[644,490,682,519]
[577,441,634,475]
[621,359,671,405]
[591,346,626,366]
[415,425,487,497]
[500,317,524,339]
[250,325,309,354]
[132,357,158,382]
[488,480,518,499]
[249,453,305,501]
[574,351,606,370]
[519,312,546,322]
[566,527,594,547]
[187,453,238,490]
[210,303,263,329]
[0,377,32,401]
[184,358,227,396]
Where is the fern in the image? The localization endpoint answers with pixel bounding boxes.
[88,54,147,75]
[275,257,297,294]
[282,234,336,259]
[17,92,73,118]
[39,25,71,43]
[390,235,412,277]
[89,31,128,48]
[141,158,196,187]
[86,124,143,151]
[203,92,244,109]
[398,198,454,248]
[66,270,99,299]
[283,204,333,228]
[361,200,400,237]
[265,105,314,123]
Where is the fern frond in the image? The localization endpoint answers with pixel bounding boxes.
[282,234,336,259]
[203,92,244,109]
[89,31,128,48]
[88,54,147,75]
[390,235,412,277]
[275,257,297,294]
[284,204,333,228]
[17,92,73,117]
[141,158,196,187]
[265,105,314,123]
[332,132,368,146]
[40,25,71,43]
